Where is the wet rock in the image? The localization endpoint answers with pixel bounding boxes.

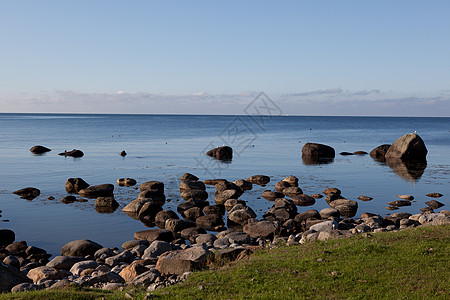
[206,146,233,161]
[282,187,303,198]
[180,173,199,181]
[140,181,164,192]
[358,195,373,201]
[27,266,70,283]
[156,245,210,275]
[61,195,77,204]
[329,199,358,217]
[215,190,241,205]
[282,176,299,187]
[204,179,227,186]
[13,187,40,200]
[310,194,323,199]
[195,214,224,231]
[180,189,208,202]
[275,181,291,193]
[262,190,284,201]
[370,144,391,161]
[340,152,353,156]
[61,239,103,257]
[95,197,119,212]
[224,199,246,211]
[246,175,270,185]
[65,178,90,193]
[78,184,114,198]
[3,255,20,269]
[243,220,279,239]
[180,180,206,191]
[117,178,137,187]
[138,201,163,221]
[58,149,84,157]
[46,256,86,270]
[302,143,335,159]
[420,207,435,214]
[291,194,316,206]
[123,198,153,216]
[397,195,414,200]
[134,229,174,243]
[30,145,51,154]
[203,204,225,216]
[182,207,204,221]
[155,210,179,228]
[233,179,252,191]
[385,133,427,160]
[0,229,15,247]
[353,151,368,155]
[386,206,399,211]
[228,207,257,226]
[322,188,341,196]
[426,193,443,198]
[387,200,411,207]
[6,241,27,255]
[425,200,444,209]
[120,150,127,157]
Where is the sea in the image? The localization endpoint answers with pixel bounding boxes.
[0,113,449,256]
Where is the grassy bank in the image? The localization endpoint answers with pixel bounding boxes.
[2,225,449,299]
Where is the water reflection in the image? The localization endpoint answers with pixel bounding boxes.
[302,156,334,165]
[385,158,427,181]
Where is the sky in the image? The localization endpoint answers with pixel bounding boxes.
[1,0,449,116]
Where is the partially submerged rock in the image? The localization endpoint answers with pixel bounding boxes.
[58,149,84,158]
[385,133,427,161]
[13,187,40,200]
[30,145,51,154]
[206,146,233,161]
[78,184,114,198]
[302,143,335,159]
[65,178,90,193]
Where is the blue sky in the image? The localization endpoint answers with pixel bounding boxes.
[1,1,449,116]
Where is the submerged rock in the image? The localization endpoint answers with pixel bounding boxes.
[58,149,84,157]
[30,145,51,154]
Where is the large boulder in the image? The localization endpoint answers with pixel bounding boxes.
[0,229,15,247]
[0,262,32,292]
[243,220,279,239]
[302,143,335,159]
[134,229,174,243]
[369,144,391,161]
[27,266,70,283]
[46,256,86,270]
[140,181,164,192]
[206,146,233,161]
[195,214,224,231]
[61,239,103,257]
[65,178,90,193]
[78,184,114,198]
[385,133,427,161]
[156,245,210,275]
[30,145,51,154]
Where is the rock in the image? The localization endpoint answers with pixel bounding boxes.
[180,173,199,181]
[320,208,340,219]
[177,201,208,217]
[282,187,303,197]
[134,229,174,243]
[385,133,427,160]
[203,204,225,216]
[302,143,335,159]
[358,195,373,201]
[353,151,368,155]
[322,187,341,196]
[310,220,338,232]
[104,251,134,266]
[233,179,252,191]
[228,207,257,226]
[122,240,149,251]
[262,190,284,201]
[180,227,207,243]
[156,246,210,275]
[119,263,149,282]
[65,178,90,193]
[294,210,320,223]
[224,199,246,211]
[94,247,117,259]
[213,237,231,249]
[95,197,119,212]
[418,213,450,225]
[30,145,51,154]
[243,220,279,239]
[142,241,173,259]
[25,246,46,256]
[225,232,251,245]
[130,269,161,286]
[181,189,208,201]
[61,239,103,257]
[397,195,414,200]
[0,229,15,247]
[246,175,270,185]
[79,184,114,198]
[425,200,444,209]
[165,219,196,233]
[117,178,137,186]
[6,241,27,254]
[386,206,399,211]
[61,195,77,204]
[196,214,224,231]
[329,199,358,217]
[206,146,233,161]
[311,194,323,199]
[120,150,127,157]
[138,201,163,221]
[0,262,32,292]
[47,278,80,290]
[370,144,391,161]
[387,200,411,207]
[81,271,125,287]
[123,198,154,215]
[155,210,179,227]
[140,181,164,192]
[426,193,443,198]
[195,234,217,244]
[27,266,70,283]
[11,282,40,293]
[275,181,291,193]
[340,152,353,156]
[3,255,20,268]
[291,194,316,206]
[204,179,227,185]
[58,149,84,157]
[13,187,40,200]
[282,176,299,187]
[70,260,99,275]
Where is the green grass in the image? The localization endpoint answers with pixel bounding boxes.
[2,225,449,300]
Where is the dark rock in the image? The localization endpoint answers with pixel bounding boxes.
[228,207,257,226]
[322,187,341,196]
[117,178,137,186]
[215,181,242,195]
[78,184,114,198]
[262,190,284,201]
[177,200,209,217]
[180,189,208,201]
[426,193,443,198]
[140,181,164,192]
[294,210,321,223]
[183,207,204,221]
[275,181,291,193]
[6,241,27,255]
[233,179,252,191]
[130,269,161,286]
[180,180,206,191]
[165,219,196,232]
[58,149,84,157]
[120,150,127,157]
[224,199,246,211]
[358,195,373,201]
[180,173,199,181]
[30,145,51,154]
[329,199,358,217]
[180,227,207,243]
[353,151,368,155]
[246,175,270,185]
[387,200,411,207]
[203,204,225,216]
[243,220,279,239]
[25,246,46,256]
[134,229,175,243]
[46,256,86,270]
[291,194,316,206]
[195,214,224,231]
[340,152,354,156]
[121,240,149,251]
[13,187,40,200]
[61,195,77,204]
[310,193,323,199]
[425,200,444,209]
[320,208,340,219]
[61,239,103,257]
[0,262,32,292]
[215,189,242,204]
[282,176,299,187]
[95,197,119,213]
[386,206,399,211]
[3,255,20,268]
[81,271,125,287]
[138,201,163,221]
[282,187,303,197]
[420,207,435,214]
[302,143,335,159]
[203,179,227,185]
[65,178,90,193]
[0,229,15,247]
[155,210,179,227]
[142,241,173,259]
[206,146,233,161]
[386,158,427,181]
[11,282,40,293]
[385,133,427,160]
[138,190,166,204]
[156,246,210,275]
[370,144,391,161]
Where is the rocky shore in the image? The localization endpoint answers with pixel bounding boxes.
[1,132,448,294]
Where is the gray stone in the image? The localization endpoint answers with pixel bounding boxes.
[122,240,149,251]
[142,241,173,259]
[418,213,450,225]
[225,232,251,245]
[46,256,86,270]
[105,251,134,266]
[243,220,279,239]
[309,220,338,232]
[11,282,40,293]
[70,260,99,275]
[61,239,103,257]
[195,234,217,244]
[385,133,427,160]
[0,262,32,292]
[130,269,161,286]
[213,237,231,249]
[156,246,210,275]
[81,272,125,287]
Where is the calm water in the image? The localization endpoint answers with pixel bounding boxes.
[0,113,449,255]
